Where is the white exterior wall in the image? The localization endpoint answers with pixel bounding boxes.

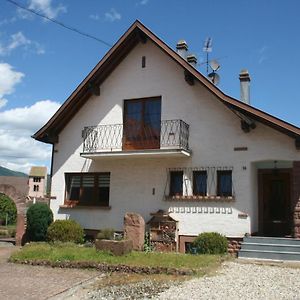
[50,40,300,238]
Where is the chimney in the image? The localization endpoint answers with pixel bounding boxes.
[176,40,188,59]
[187,54,197,67]
[239,69,251,104]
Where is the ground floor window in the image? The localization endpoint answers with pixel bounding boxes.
[166,167,234,199]
[217,170,232,196]
[170,171,183,196]
[65,173,110,207]
[193,170,207,196]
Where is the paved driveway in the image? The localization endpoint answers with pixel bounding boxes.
[0,244,98,300]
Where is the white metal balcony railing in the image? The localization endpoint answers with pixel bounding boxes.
[82,119,189,153]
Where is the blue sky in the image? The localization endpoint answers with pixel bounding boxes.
[0,0,299,173]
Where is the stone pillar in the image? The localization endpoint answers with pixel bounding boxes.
[292,161,300,238]
[16,213,25,246]
[124,213,145,251]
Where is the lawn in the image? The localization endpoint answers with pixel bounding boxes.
[10,242,225,275]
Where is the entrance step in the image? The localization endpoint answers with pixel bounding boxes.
[238,236,300,261]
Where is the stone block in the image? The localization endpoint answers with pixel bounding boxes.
[95,239,133,256]
[124,212,145,251]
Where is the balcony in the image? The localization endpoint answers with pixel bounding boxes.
[81,119,191,159]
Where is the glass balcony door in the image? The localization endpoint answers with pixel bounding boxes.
[123,97,161,150]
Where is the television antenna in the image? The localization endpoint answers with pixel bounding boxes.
[203,38,221,85]
[203,37,212,74]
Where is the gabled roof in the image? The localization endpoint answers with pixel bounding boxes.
[29,166,47,177]
[32,20,300,144]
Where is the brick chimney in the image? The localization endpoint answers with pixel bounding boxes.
[239,69,251,104]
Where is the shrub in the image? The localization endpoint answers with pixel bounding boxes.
[96,228,115,240]
[0,193,17,225]
[192,232,228,254]
[47,220,84,244]
[26,203,53,242]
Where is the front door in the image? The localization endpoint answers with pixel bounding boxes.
[123,98,161,150]
[259,171,291,236]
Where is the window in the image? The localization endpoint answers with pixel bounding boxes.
[170,171,183,196]
[217,170,232,197]
[65,173,110,207]
[33,185,39,192]
[33,177,41,182]
[193,171,207,196]
[123,97,161,150]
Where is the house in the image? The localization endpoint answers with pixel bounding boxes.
[28,166,47,199]
[33,21,300,253]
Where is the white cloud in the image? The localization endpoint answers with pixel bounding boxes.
[140,0,149,5]
[258,45,268,64]
[17,0,66,20]
[0,100,61,173]
[89,14,100,21]
[0,63,24,101]
[0,17,17,26]
[29,0,66,19]
[0,32,45,56]
[105,8,121,22]
[0,99,8,109]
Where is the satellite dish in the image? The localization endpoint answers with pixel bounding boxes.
[209,60,220,72]
[208,72,220,85]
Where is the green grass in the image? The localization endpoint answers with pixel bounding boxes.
[10,242,224,274]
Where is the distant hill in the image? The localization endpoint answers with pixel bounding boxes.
[0,166,28,177]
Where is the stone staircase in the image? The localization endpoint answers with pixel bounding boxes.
[238,236,300,261]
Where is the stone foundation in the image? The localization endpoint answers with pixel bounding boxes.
[227,237,243,256]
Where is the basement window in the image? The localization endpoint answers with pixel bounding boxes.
[65,173,110,207]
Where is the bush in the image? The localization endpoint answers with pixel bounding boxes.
[192,232,228,254]
[47,220,84,244]
[26,203,53,242]
[0,193,17,225]
[96,228,115,240]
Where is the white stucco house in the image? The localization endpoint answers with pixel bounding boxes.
[33,21,300,252]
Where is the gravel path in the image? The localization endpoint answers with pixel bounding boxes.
[156,261,300,300]
[60,261,300,300]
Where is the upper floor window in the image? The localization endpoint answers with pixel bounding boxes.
[33,177,41,182]
[193,171,207,196]
[169,171,183,196]
[217,170,232,197]
[65,173,110,207]
[33,185,39,192]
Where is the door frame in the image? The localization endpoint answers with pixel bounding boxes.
[258,168,292,236]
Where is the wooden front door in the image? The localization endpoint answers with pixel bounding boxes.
[123,98,161,150]
[259,171,291,237]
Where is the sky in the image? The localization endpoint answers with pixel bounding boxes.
[0,0,300,174]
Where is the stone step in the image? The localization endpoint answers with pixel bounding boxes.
[241,242,300,253]
[243,236,300,246]
[238,249,300,261]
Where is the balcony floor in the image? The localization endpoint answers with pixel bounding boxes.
[80,148,191,159]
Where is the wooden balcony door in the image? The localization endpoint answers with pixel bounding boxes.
[123,97,161,150]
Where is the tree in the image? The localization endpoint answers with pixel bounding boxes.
[0,193,17,225]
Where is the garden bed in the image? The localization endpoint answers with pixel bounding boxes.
[10,242,225,276]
